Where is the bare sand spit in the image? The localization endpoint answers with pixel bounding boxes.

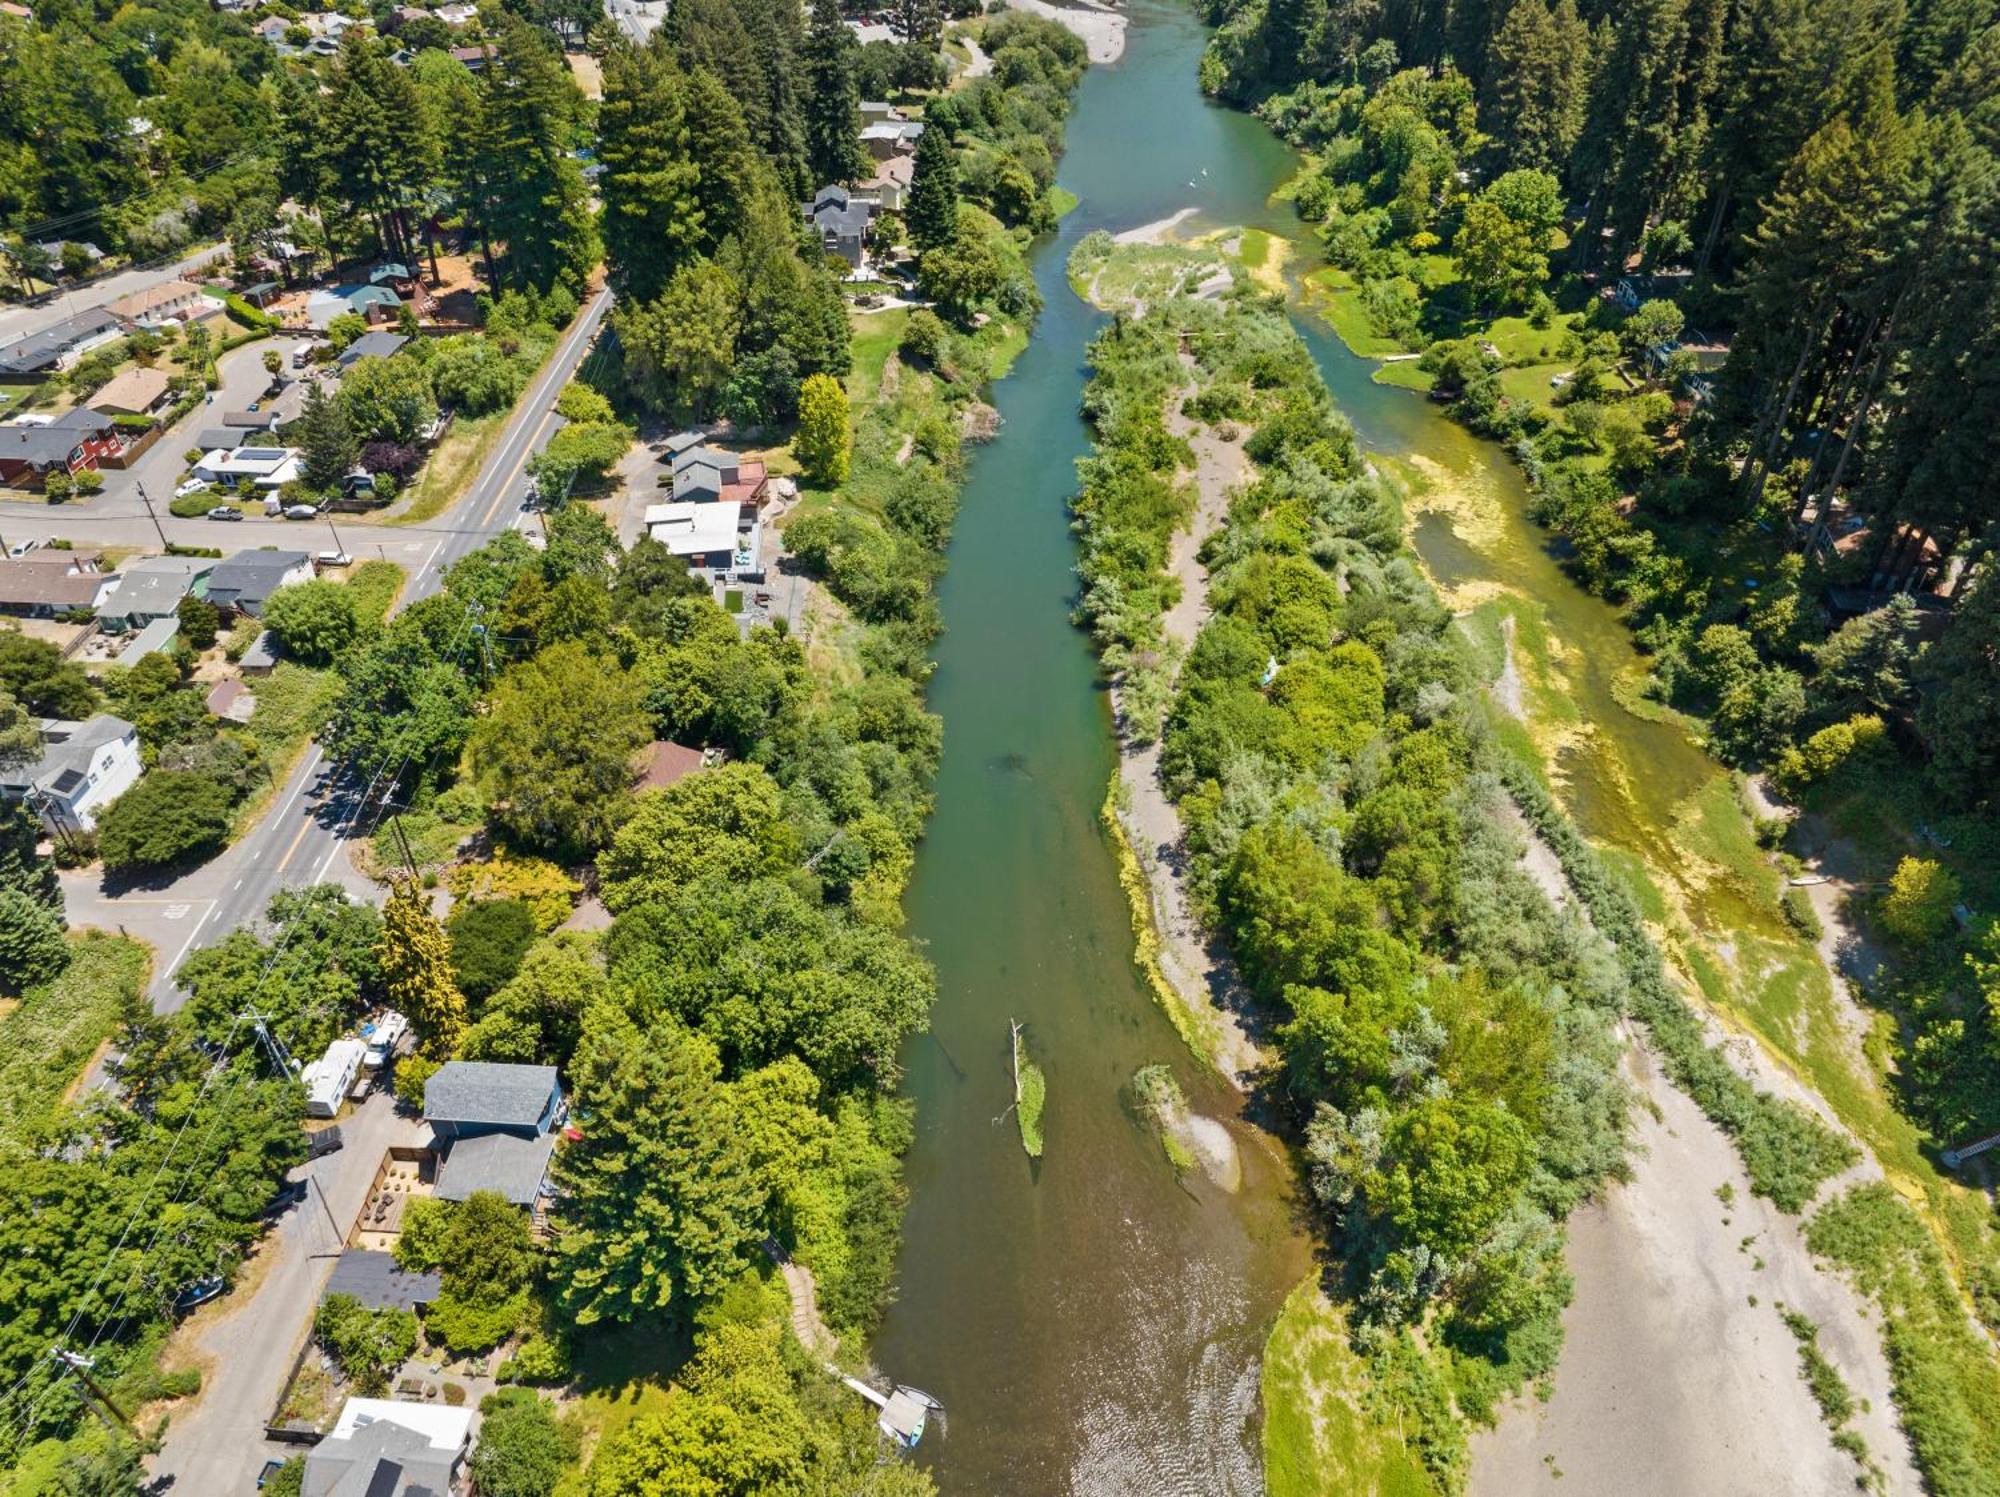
[1116,207,1199,245]
[1468,1036,1919,1497]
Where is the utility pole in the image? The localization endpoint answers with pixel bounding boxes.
[50,1349,135,1436]
[306,1174,344,1256]
[135,480,168,551]
[389,813,420,880]
[327,518,346,559]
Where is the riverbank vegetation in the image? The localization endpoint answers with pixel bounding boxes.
[1189,0,2000,1480]
[1069,243,1879,1488]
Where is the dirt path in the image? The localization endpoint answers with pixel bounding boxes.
[1469,1034,1920,1496]
[1109,357,1263,1084]
[771,1244,837,1358]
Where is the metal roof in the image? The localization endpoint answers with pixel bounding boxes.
[0,307,126,375]
[206,550,310,607]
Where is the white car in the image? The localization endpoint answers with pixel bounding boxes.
[174,478,211,499]
[283,503,320,520]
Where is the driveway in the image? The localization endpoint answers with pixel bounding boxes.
[150,1089,428,1495]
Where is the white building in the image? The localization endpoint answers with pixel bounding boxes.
[645,500,752,572]
[303,1398,472,1497]
[194,446,303,490]
[106,278,219,330]
[0,716,142,832]
[302,1037,366,1118]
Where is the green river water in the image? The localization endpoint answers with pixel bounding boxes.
[875,2,1747,1489]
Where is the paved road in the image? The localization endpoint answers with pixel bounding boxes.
[0,244,232,346]
[56,287,616,1004]
[150,1090,427,1496]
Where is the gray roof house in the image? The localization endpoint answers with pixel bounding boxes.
[203,549,312,616]
[801,184,874,269]
[303,1398,471,1497]
[324,1249,441,1312]
[0,307,128,375]
[0,715,142,832]
[423,1061,563,1207]
[337,331,410,367]
[96,556,210,631]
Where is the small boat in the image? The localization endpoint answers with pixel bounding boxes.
[838,1372,945,1449]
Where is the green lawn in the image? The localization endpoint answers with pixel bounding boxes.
[1301,267,1411,358]
[0,934,150,1144]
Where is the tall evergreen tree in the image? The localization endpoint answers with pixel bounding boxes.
[1481,0,1591,175]
[379,876,467,1056]
[598,45,703,303]
[551,1023,767,1325]
[0,797,58,910]
[471,15,599,291]
[801,0,866,187]
[905,120,960,251]
[297,382,360,490]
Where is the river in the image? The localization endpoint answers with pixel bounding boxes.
[877,1,1787,1491]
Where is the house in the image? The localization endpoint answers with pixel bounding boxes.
[204,678,257,723]
[671,444,769,508]
[448,42,490,68]
[0,3,34,19]
[645,500,746,571]
[0,716,142,832]
[303,1038,367,1118]
[337,331,409,368]
[305,285,403,329]
[0,410,119,486]
[204,549,313,616]
[802,184,874,269]
[225,408,279,430]
[33,239,104,272]
[1646,334,1731,377]
[114,616,180,666]
[0,559,111,617]
[323,1249,440,1312]
[9,546,102,572]
[435,1,477,23]
[859,101,907,127]
[253,14,291,42]
[302,1398,472,1497]
[193,446,302,490]
[96,556,210,631]
[635,740,706,792]
[423,1061,563,1207]
[106,278,215,330]
[86,365,172,417]
[863,154,915,214]
[191,426,243,452]
[860,119,924,162]
[0,307,128,375]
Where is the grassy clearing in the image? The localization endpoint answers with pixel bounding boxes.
[1129,1064,1197,1173]
[1299,267,1410,357]
[1069,234,1230,312]
[1262,1279,1440,1497]
[846,310,909,408]
[344,558,405,622]
[0,934,150,1143]
[389,409,508,527]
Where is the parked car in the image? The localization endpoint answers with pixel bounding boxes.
[207,505,243,521]
[282,503,319,520]
[174,478,210,499]
[171,1275,226,1315]
[305,1125,343,1160]
[263,1178,309,1217]
[5,537,40,558]
[315,550,352,570]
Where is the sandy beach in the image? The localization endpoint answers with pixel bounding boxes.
[1468,1035,1919,1496]
[1002,0,1128,64]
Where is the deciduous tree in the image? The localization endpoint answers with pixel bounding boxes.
[379,875,467,1055]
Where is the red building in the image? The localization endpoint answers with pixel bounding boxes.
[0,410,119,488]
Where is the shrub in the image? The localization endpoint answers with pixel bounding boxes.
[263,580,361,665]
[1781,887,1824,943]
[1772,714,1889,796]
[1878,857,1961,946]
[899,309,951,366]
[393,1052,439,1109]
[468,1388,578,1497]
[447,898,537,1000]
[96,772,235,870]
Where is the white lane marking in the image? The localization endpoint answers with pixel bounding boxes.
[159,900,218,985]
[163,903,191,920]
